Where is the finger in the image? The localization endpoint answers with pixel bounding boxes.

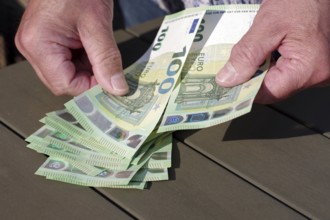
[16,24,95,96]
[79,13,129,96]
[255,56,305,104]
[15,28,52,90]
[215,8,283,87]
[29,42,93,96]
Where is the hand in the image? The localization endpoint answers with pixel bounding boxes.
[215,0,330,103]
[15,0,129,96]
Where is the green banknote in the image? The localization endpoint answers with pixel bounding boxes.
[27,125,172,170]
[44,110,121,155]
[43,109,163,163]
[158,5,268,132]
[36,157,144,187]
[35,134,172,186]
[132,168,169,182]
[26,5,268,189]
[142,134,172,169]
[64,8,207,159]
[27,125,131,169]
[26,126,105,176]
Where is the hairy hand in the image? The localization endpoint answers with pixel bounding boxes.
[15,0,129,96]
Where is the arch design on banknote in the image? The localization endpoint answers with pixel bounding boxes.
[174,75,241,110]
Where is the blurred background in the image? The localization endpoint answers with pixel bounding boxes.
[0,0,27,69]
[0,0,169,69]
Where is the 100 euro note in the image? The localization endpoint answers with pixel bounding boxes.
[42,109,170,168]
[64,8,207,160]
[27,124,171,171]
[35,133,173,188]
[158,4,269,132]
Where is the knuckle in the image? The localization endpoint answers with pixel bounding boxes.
[94,47,122,66]
[15,27,37,53]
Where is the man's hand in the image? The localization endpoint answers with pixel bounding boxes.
[15,0,129,96]
[216,0,330,103]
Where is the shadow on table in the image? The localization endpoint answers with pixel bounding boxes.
[271,86,330,138]
[175,102,319,144]
[222,104,316,141]
[145,140,180,189]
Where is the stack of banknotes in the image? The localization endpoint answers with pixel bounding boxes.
[26,5,269,189]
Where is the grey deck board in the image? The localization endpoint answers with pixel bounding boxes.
[97,140,306,220]
[0,124,133,220]
[175,104,330,219]
[272,87,330,138]
[0,61,70,137]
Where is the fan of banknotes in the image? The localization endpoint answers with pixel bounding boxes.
[26,5,268,190]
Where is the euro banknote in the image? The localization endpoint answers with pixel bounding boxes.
[158,6,268,132]
[35,133,173,188]
[64,8,207,159]
[26,4,266,189]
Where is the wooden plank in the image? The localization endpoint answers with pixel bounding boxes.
[271,87,330,138]
[96,140,306,220]
[0,124,133,220]
[0,61,70,137]
[175,104,330,219]
[125,17,163,44]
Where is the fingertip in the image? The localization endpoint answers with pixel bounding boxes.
[216,62,239,87]
[101,72,129,96]
[215,61,252,87]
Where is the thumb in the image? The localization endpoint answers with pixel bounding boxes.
[80,19,129,95]
[215,14,282,87]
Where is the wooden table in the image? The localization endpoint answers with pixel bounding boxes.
[1,18,330,220]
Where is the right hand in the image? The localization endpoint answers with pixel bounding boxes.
[216,0,330,104]
[15,0,129,96]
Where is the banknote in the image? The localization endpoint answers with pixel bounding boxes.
[26,5,267,189]
[35,134,172,186]
[27,125,172,170]
[44,110,165,164]
[47,175,147,190]
[158,5,268,132]
[64,8,207,159]
[132,168,169,182]
[36,157,142,187]
[39,160,168,189]
[27,125,131,169]
[142,134,172,169]
[44,110,121,155]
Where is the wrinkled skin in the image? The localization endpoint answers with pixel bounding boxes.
[16,0,330,104]
[216,0,330,103]
[15,0,128,96]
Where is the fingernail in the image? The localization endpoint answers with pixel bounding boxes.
[110,73,129,94]
[216,62,238,86]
